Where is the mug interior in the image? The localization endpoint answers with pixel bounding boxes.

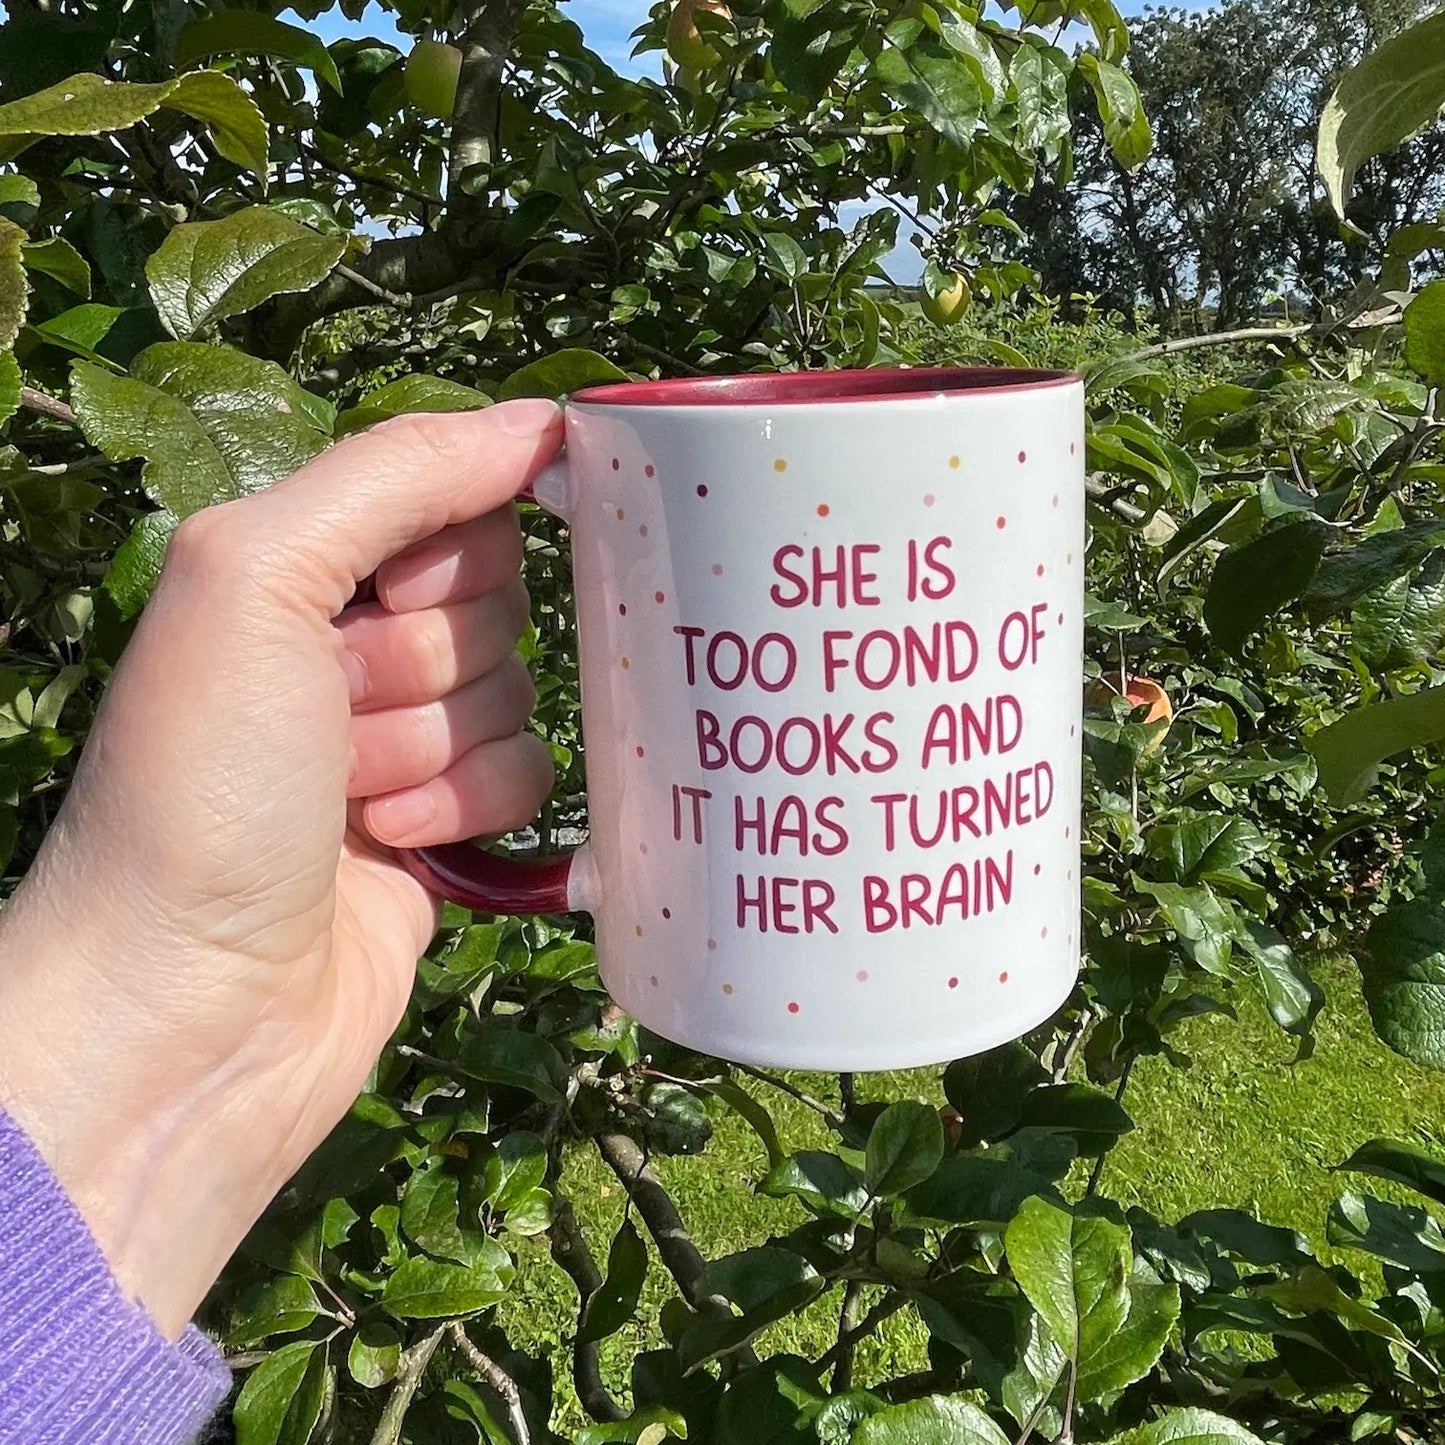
[572,366,1079,407]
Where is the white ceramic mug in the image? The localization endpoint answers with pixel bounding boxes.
[401,368,1085,1071]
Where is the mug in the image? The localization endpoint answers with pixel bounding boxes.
[400,367,1085,1071]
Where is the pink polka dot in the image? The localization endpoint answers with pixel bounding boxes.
[856,969,869,983]
[711,563,723,576]
[1052,495,1060,508]
[1069,724,1076,737]
[1018,450,1027,464]
[707,938,717,951]
[999,971,1009,984]
[923,493,935,507]
[1041,927,1048,939]
[639,842,648,855]
[649,974,658,987]
[948,976,959,989]
[1036,564,1045,577]
[645,464,655,478]
[1065,826,1071,838]
[996,516,1007,530]
[696,484,708,497]
[1057,612,1064,625]
[1033,863,1041,876]
[611,458,620,471]
[639,524,648,538]
[1069,441,1076,455]
[635,745,645,758]
[661,907,671,919]
[787,1001,800,1014]
[654,590,665,603]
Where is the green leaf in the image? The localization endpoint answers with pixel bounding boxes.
[146,207,347,339]
[488,1130,548,1212]
[1004,1197,1130,1369]
[700,1246,817,1314]
[1180,1208,1312,1267]
[381,1254,512,1319]
[0,175,39,211]
[103,509,177,618]
[760,1150,869,1216]
[904,1155,1059,1227]
[1258,1263,1409,1346]
[1318,8,1445,216]
[234,1339,327,1445]
[71,344,329,518]
[0,217,27,351]
[1016,1083,1134,1155]
[853,1394,1011,1445]
[22,237,89,296]
[1326,1190,1445,1275]
[1307,518,1445,618]
[1337,1137,1445,1208]
[1135,881,1239,974]
[676,1275,827,1374]
[1352,559,1445,669]
[347,1322,401,1389]
[1237,920,1322,1043]
[1309,684,1445,805]
[1205,520,1329,653]
[400,1160,486,1267]
[0,71,267,177]
[875,42,981,149]
[943,1042,1048,1146]
[496,348,627,401]
[576,1405,689,1444]
[226,1273,322,1346]
[1359,898,1445,1069]
[578,1219,648,1344]
[1077,55,1151,170]
[337,374,493,435]
[1076,1261,1179,1399]
[1145,813,1268,887]
[1121,1408,1265,1445]
[176,12,343,92]
[451,1023,566,1103]
[865,1101,945,1197]
[1405,279,1445,385]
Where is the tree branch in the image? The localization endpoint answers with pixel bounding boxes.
[335,262,412,309]
[448,0,529,232]
[735,1064,845,1128]
[369,1325,445,1445]
[548,1194,626,1423]
[831,1279,865,1392]
[816,1294,909,1374]
[301,144,443,209]
[447,1321,531,1445]
[1120,323,1313,363]
[20,386,76,425]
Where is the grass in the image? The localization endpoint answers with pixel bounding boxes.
[498,959,1445,1431]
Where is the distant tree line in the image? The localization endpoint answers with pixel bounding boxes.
[1009,0,1445,332]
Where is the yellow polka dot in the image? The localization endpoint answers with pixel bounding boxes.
[634,924,644,937]
[722,983,734,995]
[948,455,960,469]
[773,458,787,473]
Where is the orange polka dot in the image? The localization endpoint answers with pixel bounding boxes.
[621,657,630,670]
[722,983,734,995]
[999,971,1009,984]
[996,516,1007,530]
[817,504,830,518]
[948,455,960,469]
[615,507,625,521]
[773,458,787,472]
[635,924,644,937]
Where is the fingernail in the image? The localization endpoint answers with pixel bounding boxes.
[487,398,562,437]
[382,547,456,613]
[341,648,368,704]
[370,788,435,842]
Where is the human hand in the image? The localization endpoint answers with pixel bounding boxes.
[0,398,562,1338]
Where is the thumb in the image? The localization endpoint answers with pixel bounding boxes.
[195,397,563,616]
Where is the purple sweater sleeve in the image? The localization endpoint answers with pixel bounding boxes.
[0,1106,231,1444]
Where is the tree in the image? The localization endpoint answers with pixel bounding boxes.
[6,1,1445,1442]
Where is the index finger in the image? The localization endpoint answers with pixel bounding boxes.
[239,398,561,617]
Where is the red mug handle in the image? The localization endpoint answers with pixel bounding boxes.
[394,456,590,916]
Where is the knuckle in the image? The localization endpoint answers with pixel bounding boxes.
[411,613,457,699]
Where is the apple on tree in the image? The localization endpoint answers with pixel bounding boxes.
[921,269,972,327]
[405,37,463,120]
[666,0,733,71]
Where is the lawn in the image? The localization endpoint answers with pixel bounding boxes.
[499,959,1445,1431]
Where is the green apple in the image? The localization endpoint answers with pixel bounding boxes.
[921,271,972,326]
[666,0,732,70]
[405,38,462,120]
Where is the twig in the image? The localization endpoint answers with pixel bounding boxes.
[1382,385,1440,495]
[817,1293,909,1373]
[1084,473,1146,524]
[20,387,76,425]
[369,1325,445,1445]
[1059,1355,1079,1445]
[336,262,412,308]
[832,1279,865,1392]
[447,1321,530,1445]
[614,334,706,377]
[1119,324,1313,364]
[838,1072,858,1121]
[548,1194,625,1423]
[1014,1386,1052,1445]
[1051,1008,1092,1085]
[302,145,443,209]
[735,1064,845,1128]
[1085,1058,1135,1198]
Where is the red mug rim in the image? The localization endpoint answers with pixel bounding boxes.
[571,366,1080,408]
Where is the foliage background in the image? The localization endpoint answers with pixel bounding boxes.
[2,1,1445,1443]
